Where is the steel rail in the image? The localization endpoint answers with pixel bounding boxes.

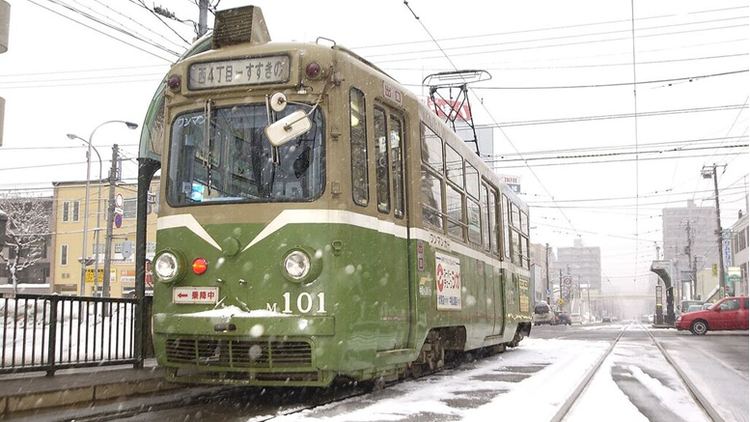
[644,327,724,422]
[550,324,629,422]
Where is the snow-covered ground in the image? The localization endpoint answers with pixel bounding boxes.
[263,324,720,421]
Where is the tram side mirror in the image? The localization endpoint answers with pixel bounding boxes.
[265,110,312,147]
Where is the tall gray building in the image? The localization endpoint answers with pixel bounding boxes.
[662,201,719,287]
[553,238,602,291]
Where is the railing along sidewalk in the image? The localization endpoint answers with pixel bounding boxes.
[0,294,139,376]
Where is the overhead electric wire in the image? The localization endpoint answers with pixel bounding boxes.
[384,37,748,73]
[487,135,748,159]
[90,0,188,50]
[46,0,182,56]
[467,69,747,90]
[361,4,748,50]
[527,186,747,204]
[67,0,186,54]
[130,0,192,46]
[490,147,747,170]
[479,104,748,128]
[0,143,139,151]
[0,64,168,78]
[27,0,175,62]
[375,22,748,63]
[401,1,584,239]
[0,77,164,89]
[367,15,748,59]
[488,143,748,164]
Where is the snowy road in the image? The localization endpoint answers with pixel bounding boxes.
[68,323,747,422]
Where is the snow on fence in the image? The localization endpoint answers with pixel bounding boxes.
[0,294,138,374]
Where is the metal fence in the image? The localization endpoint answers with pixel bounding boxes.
[0,294,139,375]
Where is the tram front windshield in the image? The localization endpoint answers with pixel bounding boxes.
[167,104,325,205]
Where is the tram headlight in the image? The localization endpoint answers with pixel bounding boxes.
[284,250,311,280]
[154,252,181,283]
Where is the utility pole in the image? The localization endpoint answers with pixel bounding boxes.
[545,243,550,304]
[684,220,695,299]
[702,163,727,296]
[197,0,209,38]
[102,144,119,298]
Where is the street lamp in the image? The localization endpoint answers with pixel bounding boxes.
[67,120,138,296]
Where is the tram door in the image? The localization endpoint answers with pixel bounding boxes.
[372,105,411,350]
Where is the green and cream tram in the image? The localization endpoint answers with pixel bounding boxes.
[144,6,532,386]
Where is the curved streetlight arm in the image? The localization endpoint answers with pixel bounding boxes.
[65,119,138,297]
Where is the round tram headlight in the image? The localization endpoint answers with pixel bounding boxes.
[154,252,180,282]
[284,250,311,280]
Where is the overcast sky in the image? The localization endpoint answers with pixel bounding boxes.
[0,0,748,292]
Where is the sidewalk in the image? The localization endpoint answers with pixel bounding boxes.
[0,359,183,417]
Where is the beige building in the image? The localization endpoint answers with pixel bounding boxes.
[50,179,158,297]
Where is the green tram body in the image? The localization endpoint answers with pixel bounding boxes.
[149,7,532,387]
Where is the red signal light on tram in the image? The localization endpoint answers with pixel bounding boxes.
[192,258,208,275]
[305,62,322,79]
[167,75,181,91]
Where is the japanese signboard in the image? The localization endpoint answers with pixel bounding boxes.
[188,55,290,90]
[435,251,461,310]
[173,287,219,304]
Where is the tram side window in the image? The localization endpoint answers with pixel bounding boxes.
[488,185,499,256]
[511,230,521,265]
[390,114,405,219]
[521,236,531,269]
[350,88,369,206]
[465,163,479,199]
[374,107,390,213]
[421,168,443,230]
[480,185,490,250]
[421,123,444,172]
[467,199,482,245]
[502,194,511,259]
[446,184,465,241]
[445,145,463,188]
[521,211,529,235]
[511,203,521,230]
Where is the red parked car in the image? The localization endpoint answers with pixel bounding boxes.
[675,296,750,335]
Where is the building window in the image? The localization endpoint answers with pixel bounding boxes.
[350,88,369,206]
[61,244,68,266]
[62,201,80,222]
[124,198,137,219]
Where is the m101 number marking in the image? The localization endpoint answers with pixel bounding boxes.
[268,292,326,314]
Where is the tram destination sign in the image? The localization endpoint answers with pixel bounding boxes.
[188,55,290,90]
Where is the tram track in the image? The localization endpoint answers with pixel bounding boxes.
[551,323,724,422]
[550,324,629,422]
[644,326,724,422]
